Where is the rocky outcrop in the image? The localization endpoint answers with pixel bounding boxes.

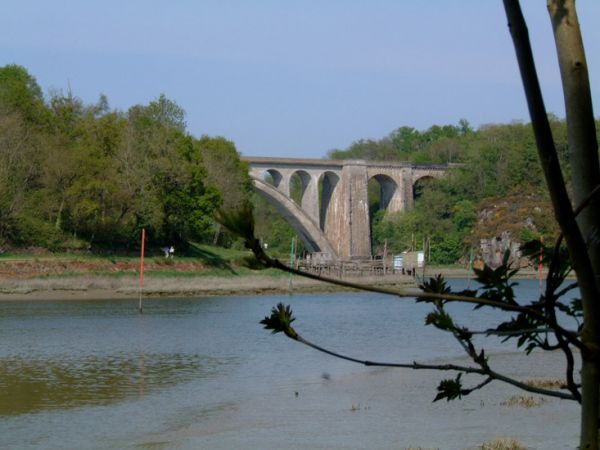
[469,194,556,269]
[477,231,526,269]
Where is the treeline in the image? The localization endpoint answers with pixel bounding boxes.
[3,64,598,263]
[0,64,252,253]
[329,118,599,264]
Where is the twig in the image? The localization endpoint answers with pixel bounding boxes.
[294,334,576,400]
[253,246,584,352]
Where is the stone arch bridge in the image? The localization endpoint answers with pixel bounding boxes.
[242,156,448,260]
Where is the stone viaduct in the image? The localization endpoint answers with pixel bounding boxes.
[242,156,448,260]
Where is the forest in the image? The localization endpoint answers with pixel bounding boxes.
[0,64,252,254]
[2,64,599,263]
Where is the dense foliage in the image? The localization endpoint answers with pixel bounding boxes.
[327,118,598,264]
[0,65,252,253]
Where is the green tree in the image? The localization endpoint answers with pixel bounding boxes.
[0,110,44,246]
[0,64,48,124]
[196,136,253,213]
[195,135,254,246]
[157,135,222,245]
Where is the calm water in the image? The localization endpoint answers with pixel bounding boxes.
[0,279,580,449]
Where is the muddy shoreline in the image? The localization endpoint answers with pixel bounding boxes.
[0,265,546,301]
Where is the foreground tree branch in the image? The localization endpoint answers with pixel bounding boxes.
[504,1,600,447]
[221,202,586,399]
[260,303,577,401]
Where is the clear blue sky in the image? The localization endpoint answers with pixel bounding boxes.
[2,1,599,158]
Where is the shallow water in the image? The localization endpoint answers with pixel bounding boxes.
[0,279,580,449]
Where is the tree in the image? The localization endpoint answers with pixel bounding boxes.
[119,96,222,247]
[0,109,43,246]
[219,1,600,447]
[501,1,600,446]
[544,1,600,447]
[196,135,253,213]
[156,135,223,246]
[0,64,47,125]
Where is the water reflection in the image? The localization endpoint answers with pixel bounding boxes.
[0,353,220,416]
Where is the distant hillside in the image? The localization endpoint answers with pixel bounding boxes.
[331,118,594,265]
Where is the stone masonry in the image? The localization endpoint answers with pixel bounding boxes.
[244,156,447,260]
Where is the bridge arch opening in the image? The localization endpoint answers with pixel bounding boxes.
[368,174,399,256]
[413,175,436,202]
[289,170,311,205]
[318,171,340,231]
[368,174,398,216]
[260,169,284,190]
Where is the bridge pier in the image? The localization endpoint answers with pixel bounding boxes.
[334,161,371,259]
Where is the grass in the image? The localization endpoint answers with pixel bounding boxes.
[405,440,528,450]
[0,243,250,263]
[479,437,527,450]
[19,265,288,280]
[523,377,566,390]
[0,242,295,283]
[186,242,249,266]
[500,394,546,408]
[404,447,439,450]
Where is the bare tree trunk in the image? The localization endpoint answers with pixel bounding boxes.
[548,2,600,448]
[548,0,600,275]
[213,223,221,246]
[55,196,65,230]
[503,1,600,448]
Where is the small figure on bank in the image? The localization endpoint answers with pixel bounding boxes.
[169,246,175,258]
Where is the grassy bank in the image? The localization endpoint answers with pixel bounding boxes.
[0,245,545,301]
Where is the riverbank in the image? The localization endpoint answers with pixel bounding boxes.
[0,272,417,301]
[0,256,545,301]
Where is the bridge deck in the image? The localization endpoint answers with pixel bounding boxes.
[242,156,453,171]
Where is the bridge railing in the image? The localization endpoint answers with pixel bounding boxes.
[295,256,409,278]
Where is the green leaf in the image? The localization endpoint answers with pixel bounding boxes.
[419,274,452,295]
[425,309,454,331]
[260,303,298,339]
[433,373,463,402]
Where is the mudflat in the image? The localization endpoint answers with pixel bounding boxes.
[0,257,544,301]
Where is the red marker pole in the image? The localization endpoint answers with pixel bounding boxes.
[539,235,544,294]
[139,228,146,313]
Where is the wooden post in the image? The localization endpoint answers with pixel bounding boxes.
[539,235,544,294]
[383,239,388,274]
[139,228,146,313]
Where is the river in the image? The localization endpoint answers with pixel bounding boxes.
[0,279,580,449]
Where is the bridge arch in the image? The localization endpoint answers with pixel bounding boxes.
[369,174,398,212]
[262,169,284,189]
[252,177,337,258]
[412,175,437,202]
[318,171,341,232]
[288,170,312,206]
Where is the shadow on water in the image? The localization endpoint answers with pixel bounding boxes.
[0,353,223,416]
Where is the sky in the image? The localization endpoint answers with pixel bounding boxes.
[1,1,599,159]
